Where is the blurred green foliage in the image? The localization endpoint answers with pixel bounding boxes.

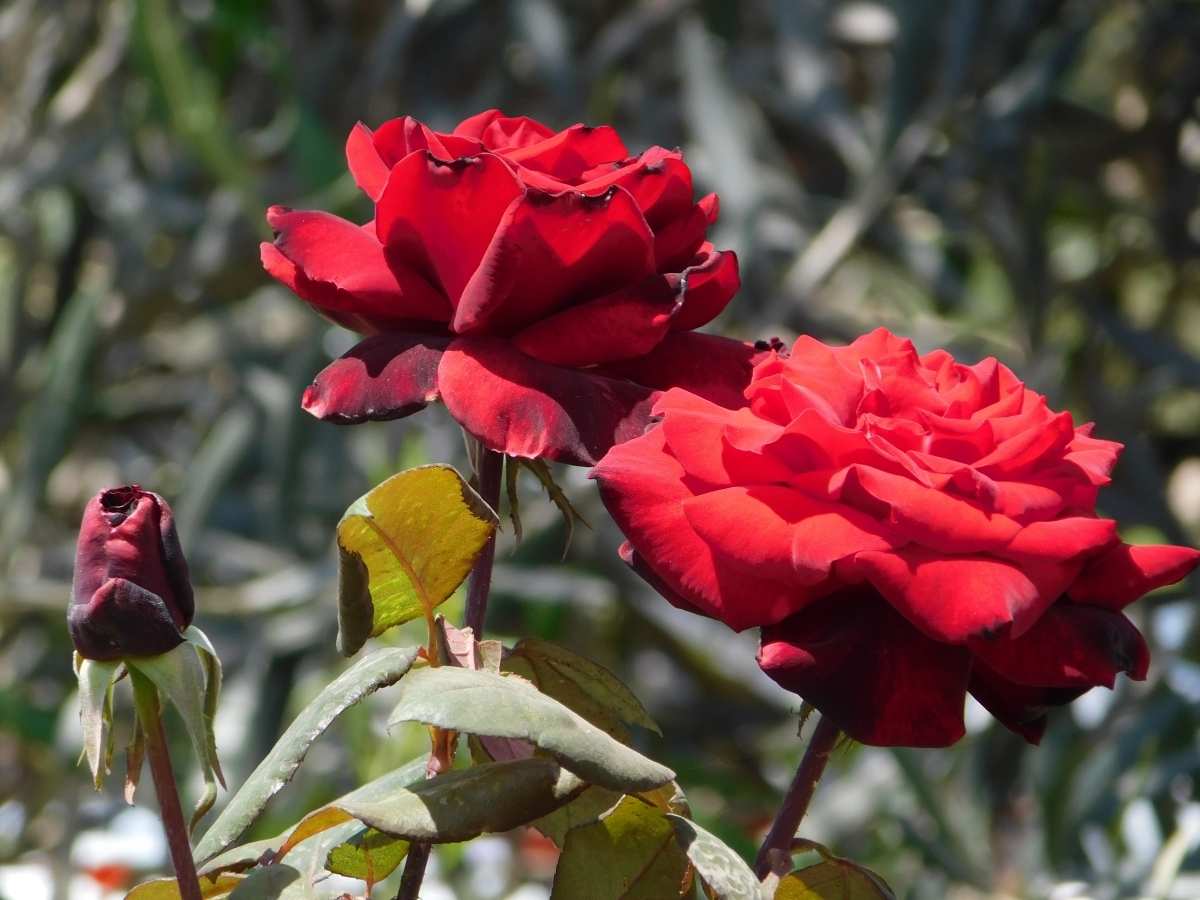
[4,0,1200,897]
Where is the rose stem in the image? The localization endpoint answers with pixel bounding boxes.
[397,446,504,900]
[128,668,204,900]
[753,714,842,879]
[464,446,503,637]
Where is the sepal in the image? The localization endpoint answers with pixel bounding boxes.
[76,654,121,789]
[124,627,225,831]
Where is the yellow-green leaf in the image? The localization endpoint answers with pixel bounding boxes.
[336,464,498,656]
[550,795,690,899]
[532,785,623,847]
[775,859,895,900]
[125,872,245,900]
[325,828,409,883]
[533,781,689,849]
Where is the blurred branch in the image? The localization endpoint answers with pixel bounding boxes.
[586,0,693,80]
[764,97,947,321]
[133,0,268,238]
[0,243,113,557]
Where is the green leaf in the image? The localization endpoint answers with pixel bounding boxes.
[282,818,368,882]
[643,782,692,818]
[535,780,691,848]
[336,464,498,655]
[334,756,586,843]
[325,828,409,883]
[551,795,690,899]
[504,637,660,738]
[195,646,419,863]
[532,786,623,847]
[198,838,283,879]
[227,865,318,900]
[389,666,674,793]
[125,872,245,900]
[76,657,120,788]
[774,857,895,900]
[669,817,763,900]
[272,756,429,864]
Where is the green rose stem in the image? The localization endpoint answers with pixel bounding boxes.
[128,667,204,900]
[753,715,842,879]
[397,446,504,900]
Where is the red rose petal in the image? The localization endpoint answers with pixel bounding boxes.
[301,333,450,424]
[375,152,523,308]
[618,541,710,618]
[263,207,451,321]
[601,331,773,410]
[481,116,558,151]
[975,410,1074,476]
[1067,543,1200,610]
[453,110,508,139]
[969,602,1149,688]
[590,427,803,629]
[510,274,680,367]
[683,484,906,587]
[606,150,695,232]
[504,124,628,182]
[995,517,1119,563]
[847,547,1060,643]
[668,249,740,332]
[346,123,391,202]
[967,661,1087,745]
[68,577,189,662]
[454,186,656,335]
[438,336,656,466]
[658,394,790,487]
[759,587,972,748]
[653,197,713,272]
[1064,431,1123,485]
[991,478,1073,520]
[838,465,1021,553]
[346,118,485,203]
[766,409,876,474]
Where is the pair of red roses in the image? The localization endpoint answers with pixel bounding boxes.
[77,111,1193,750]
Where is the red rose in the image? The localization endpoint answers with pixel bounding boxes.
[262,110,771,465]
[592,328,1200,746]
[69,486,194,661]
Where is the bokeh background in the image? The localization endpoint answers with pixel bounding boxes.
[2,0,1200,897]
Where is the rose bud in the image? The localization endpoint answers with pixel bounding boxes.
[264,110,776,466]
[69,486,195,661]
[593,328,1200,748]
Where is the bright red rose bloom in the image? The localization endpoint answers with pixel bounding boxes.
[69,486,194,661]
[592,328,1200,747]
[262,110,770,466]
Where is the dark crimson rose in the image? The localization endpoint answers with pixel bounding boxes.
[262,110,772,466]
[592,328,1200,747]
[69,486,194,661]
